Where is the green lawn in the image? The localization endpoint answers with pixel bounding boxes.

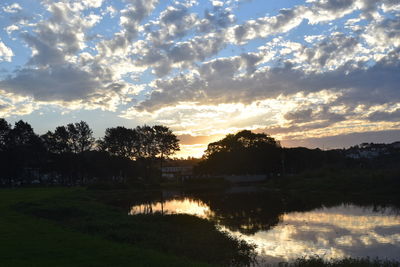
[0,187,207,267]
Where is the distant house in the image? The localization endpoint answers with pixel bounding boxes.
[345,142,391,159]
[162,166,193,180]
[391,142,400,149]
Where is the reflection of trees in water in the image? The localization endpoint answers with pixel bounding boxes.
[125,189,400,235]
[187,190,400,235]
[190,192,285,235]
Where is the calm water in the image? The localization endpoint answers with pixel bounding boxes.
[129,190,400,263]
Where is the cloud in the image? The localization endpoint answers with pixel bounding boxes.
[0,65,103,101]
[81,0,104,8]
[119,0,159,41]
[226,6,306,44]
[368,108,400,122]
[0,41,13,62]
[0,0,133,110]
[198,6,235,33]
[293,33,361,70]
[0,0,399,152]
[284,109,314,123]
[363,15,400,50]
[2,3,22,13]
[136,48,400,112]
[281,129,400,148]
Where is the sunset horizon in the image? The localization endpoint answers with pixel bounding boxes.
[1,0,400,159]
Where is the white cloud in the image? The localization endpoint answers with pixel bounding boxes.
[212,1,224,7]
[5,24,20,35]
[0,41,13,62]
[0,0,399,148]
[81,0,104,8]
[2,3,22,13]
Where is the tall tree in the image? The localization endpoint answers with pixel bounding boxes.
[99,126,137,158]
[153,125,180,160]
[54,126,72,153]
[41,126,71,154]
[199,130,281,175]
[75,121,95,153]
[67,121,94,153]
[134,125,157,159]
[67,123,80,153]
[153,125,180,181]
[0,118,11,151]
[8,120,42,149]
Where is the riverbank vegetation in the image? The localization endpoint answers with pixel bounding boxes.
[3,187,399,266]
[2,120,400,266]
[2,187,256,266]
[0,188,206,267]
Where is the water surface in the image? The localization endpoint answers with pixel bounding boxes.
[129,191,400,263]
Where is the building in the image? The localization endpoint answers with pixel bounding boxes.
[162,166,193,180]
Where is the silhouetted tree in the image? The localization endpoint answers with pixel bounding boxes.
[76,121,95,153]
[98,124,179,182]
[153,125,180,159]
[198,130,281,175]
[135,125,157,159]
[98,126,138,158]
[8,120,39,147]
[0,118,11,151]
[153,125,180,180]
[67,121,95,153]
[1,120,45,185]
[41,126,72,154]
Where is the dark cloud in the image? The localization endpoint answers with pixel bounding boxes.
[368,109,400,122]
[121,0,159,41]
[22,34,66,67]
[284,109,313,123]
[0,65,102,101]
[313,0,354,11]
[137,51,400,111]
[198,6,235,33]
[281,129,400,149]
[300,33,359,67]
[1,0,399,142]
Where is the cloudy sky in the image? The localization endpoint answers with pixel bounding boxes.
[0,0,400,157]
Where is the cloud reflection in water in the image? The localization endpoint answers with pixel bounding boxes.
[130,200,400,262]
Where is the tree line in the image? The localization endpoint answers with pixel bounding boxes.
[194,130,400,176]
[0,118,179,186]
[2,117,398,186]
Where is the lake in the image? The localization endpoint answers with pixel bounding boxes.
[128,188,400,263]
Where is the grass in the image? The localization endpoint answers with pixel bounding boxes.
[4,187,256,266]
[2,185,399,267]
[0,187,208,267]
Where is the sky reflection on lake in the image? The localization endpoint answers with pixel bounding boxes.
[129,198,214,219]
[223,204,400,262]
[129,199,400,262]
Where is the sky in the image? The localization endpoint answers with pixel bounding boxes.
[0,0,400,158]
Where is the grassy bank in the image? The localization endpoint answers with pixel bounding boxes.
[0,187,207,267]
[2,187,255,266]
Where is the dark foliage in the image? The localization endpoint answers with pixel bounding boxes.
[195,130,400,176]
[0,118,179,187]
[196,130,281,175]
